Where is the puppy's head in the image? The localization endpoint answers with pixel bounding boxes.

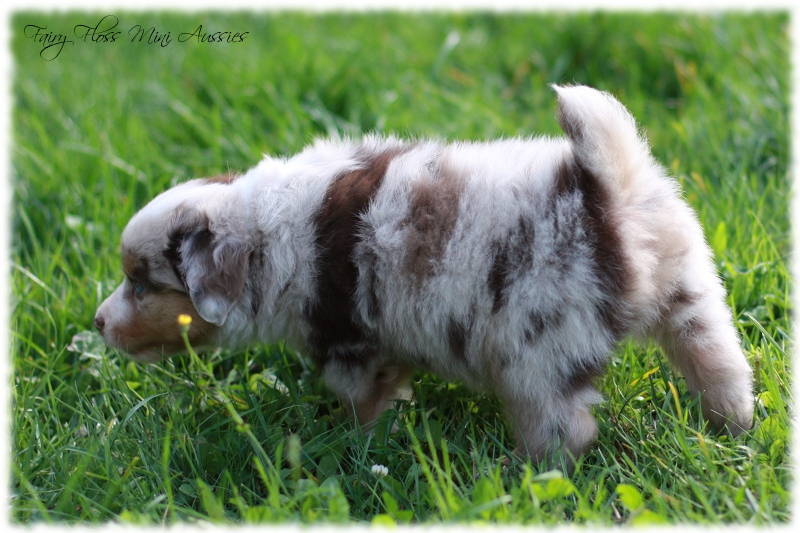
[95,178,253,363]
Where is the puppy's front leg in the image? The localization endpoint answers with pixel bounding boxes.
[322,356,414,429]
[496,367,602,472]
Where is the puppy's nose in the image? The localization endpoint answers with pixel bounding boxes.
[94,314,105,333]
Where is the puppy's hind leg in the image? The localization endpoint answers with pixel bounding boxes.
[653,278,754,435]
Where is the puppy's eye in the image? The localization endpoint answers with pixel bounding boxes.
[133,280,145,295]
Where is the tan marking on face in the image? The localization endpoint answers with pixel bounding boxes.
[100,278,218,363]
[121,250,136,277]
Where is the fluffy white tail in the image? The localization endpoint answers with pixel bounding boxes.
[552,85,651,194]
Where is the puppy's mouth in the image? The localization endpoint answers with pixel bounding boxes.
[98,324,218,365]
[122,347,169,364]
[103,335,176,363]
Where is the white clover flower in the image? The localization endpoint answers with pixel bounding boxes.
[371,464,389,477]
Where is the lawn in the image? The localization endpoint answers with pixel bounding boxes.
[8,10,791,525]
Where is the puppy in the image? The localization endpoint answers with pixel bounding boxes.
[95,85,753,466]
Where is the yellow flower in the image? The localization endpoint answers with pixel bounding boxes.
[177,314,193,326]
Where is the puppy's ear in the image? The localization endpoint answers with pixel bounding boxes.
[166,209,253,326]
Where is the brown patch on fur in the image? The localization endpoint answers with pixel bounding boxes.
[447,317,468,362]
[498,353,511,371]
[557,103,584,143]
[523,329,534,345]
[668,288,701,308]
[488,246,510,314]
[561,352,608,397]
[121,248,136,276]
[360,248,381,322]
[403,162,464,282]
[528,312,546,341]
[524,309,564,344]
[121,249,169,292]
[246,243,265,316]
[488,215,535,313]
[552,158,629,336]
[551,159,578,203]
[163,207,207,288]
[122,248,147,279]
[307,146,407,363]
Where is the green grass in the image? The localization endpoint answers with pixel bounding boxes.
[9,10,791,525]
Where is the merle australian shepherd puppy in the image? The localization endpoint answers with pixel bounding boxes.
[95,85,753,467]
